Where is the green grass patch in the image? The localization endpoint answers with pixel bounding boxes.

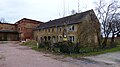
[21,41,120,59]
[31,44,120,59]
[69,45,120,58]
[21,40,37,47]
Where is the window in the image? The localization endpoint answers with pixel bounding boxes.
[11,27,14,30]
[48,36,51,40]
[69,36,74,42]
[72,26,74,30]
[0,27,3,29]
[18,28,20,30]
[52,28,54,32]
[44,29,47,32]
[48,29,50,32]
[59,27,62,32]
[39,29,41,32]
[59,36,62,42]
[69,25,74,31]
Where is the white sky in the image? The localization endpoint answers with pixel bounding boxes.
[0,0,97,23]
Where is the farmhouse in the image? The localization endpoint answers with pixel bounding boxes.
[34,9,101,47]
[0,9,101,47]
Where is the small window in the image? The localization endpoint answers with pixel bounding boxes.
[72,26,74,30]
[60,27,62,32]
[69,36,74,42]
[69,25,74,31]
[59,36,62,42]
[48,36,51,40]
[52,28,54,32]
[48,29,50,32]
[45,29,47,32]
[0,27,3,29]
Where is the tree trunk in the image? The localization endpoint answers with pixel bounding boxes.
[110,33,115,48]
[102,36,108,48]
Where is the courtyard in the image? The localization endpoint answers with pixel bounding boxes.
[0,42,119,67]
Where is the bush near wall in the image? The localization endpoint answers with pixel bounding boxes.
[115,37,120,45]
[21,40,107,54]
[38,41,100,54]
[21,40,37,47]
[106,37,120,48]
[21,40,120,56]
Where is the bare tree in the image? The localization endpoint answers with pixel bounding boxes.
[109,13,120,47]
[95,0,120,48]
[71,9,76,15]
[0,18,6,23]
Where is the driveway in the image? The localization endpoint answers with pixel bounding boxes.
[85,51,120,67]
[0,42,117,67]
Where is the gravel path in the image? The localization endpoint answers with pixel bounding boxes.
[85,52,120,67]
[0,42,116,67]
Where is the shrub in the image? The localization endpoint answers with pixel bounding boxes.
[39,41,52,50]
[23,41,101,54]
[54,41,76,54]
[21,40,37,47]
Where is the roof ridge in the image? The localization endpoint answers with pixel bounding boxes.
[46,9,93,22]
[36,9,94,30]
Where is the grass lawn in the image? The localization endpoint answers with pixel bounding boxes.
[69,45,120,58]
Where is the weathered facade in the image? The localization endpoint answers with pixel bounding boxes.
[34,10,101,47]
[15,18,43,41]
[0,23,19,41]
[0,18,43,41]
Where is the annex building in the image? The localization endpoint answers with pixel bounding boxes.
[0,18,43,41]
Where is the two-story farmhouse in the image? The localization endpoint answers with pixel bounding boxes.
[34,9,101,46]
[0,9,101,46]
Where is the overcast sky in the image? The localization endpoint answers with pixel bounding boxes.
[0,0,97,23]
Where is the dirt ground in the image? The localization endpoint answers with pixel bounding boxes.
[0,42,118,67]
[85,51,120,67]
